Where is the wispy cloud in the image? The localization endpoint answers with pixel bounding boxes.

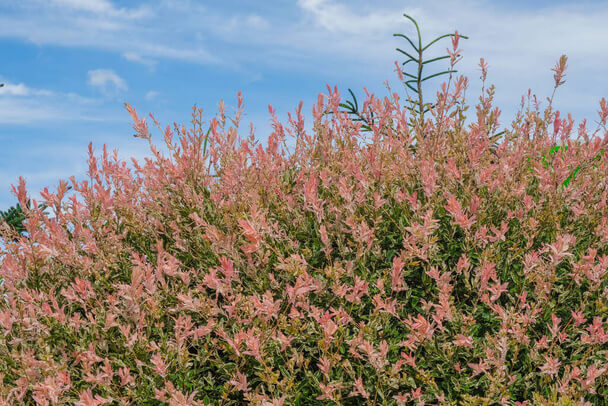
[0,0,221,67]
[0,79,118,124]
[87,69,128,97]
[245,14,269,30]
[0,82,53,97]
[145,90,160,101]
[52,0,115,14]
[297,0,403,35]
[278,0,608,125]
[0,98,67,124]
[122,52,157,70]
[2,0,607,79]
[0,0,606,125]
[50,0,150,18]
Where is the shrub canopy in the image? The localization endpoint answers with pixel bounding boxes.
[1,39,608,405]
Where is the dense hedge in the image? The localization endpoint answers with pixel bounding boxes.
[1,36,608,405]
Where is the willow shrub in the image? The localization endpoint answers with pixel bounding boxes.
[2,38,608,406]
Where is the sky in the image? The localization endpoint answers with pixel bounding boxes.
[1,0,608,209]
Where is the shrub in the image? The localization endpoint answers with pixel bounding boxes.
[2,21,608,406]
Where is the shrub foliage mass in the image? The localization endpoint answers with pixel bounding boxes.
[2,27,608,406]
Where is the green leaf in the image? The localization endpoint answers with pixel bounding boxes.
[393,33,419,52]
[422,33,469,52]
[406,82,419,93]
[347,88,359,111]
[422,55,451,65]
[401,14,422,51]
[421,70,455,82]
[396,48,418,62]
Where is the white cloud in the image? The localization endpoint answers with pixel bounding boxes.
[221,14,270,36]
[87,69,128,96]
[135,44,219,64]
[0,81,82,124]
[0,0,607,123]
[122,52,157,70]
[0,82,53,97]
[297,0,403,34]
[145,90,160,100]
[0,79,115,124]
[0,1,221,67]
[3,0,608,80]
[281,0,608,125]
[245,15,269,30]
[0,97,114,125]
[50,0,150,18]
[0,98,65,123]
[0,82,31,96]
[52,0,114,14]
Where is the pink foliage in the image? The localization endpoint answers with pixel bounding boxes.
[0,50,607,404]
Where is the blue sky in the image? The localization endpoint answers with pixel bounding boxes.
[1,0,607,209]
